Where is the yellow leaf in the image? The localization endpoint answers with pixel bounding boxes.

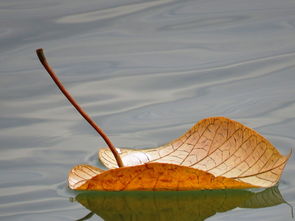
[99,117,290,187]
[68,163,257,191]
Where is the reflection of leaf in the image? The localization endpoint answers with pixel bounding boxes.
[75,186,285,221]
[240,186,286,208]
[99,117,290,187]
[68,163,256,191]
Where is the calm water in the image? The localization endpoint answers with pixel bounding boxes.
[1,0,295,220]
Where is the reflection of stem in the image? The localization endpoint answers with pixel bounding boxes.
[36,48,124,168]
[76,212,94,221]
[284,200,294,219]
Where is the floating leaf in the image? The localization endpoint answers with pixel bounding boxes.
[68,163,257,191]
[36,49,290,191]
[75,186,285,221]
[99,117,290,187]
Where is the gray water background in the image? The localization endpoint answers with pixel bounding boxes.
[1,0,295,220]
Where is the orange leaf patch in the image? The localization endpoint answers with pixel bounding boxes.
[68,163,257,191]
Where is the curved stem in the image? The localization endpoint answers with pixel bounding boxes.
[36,48,124,168]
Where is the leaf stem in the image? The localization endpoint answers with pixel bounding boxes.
[36,48,124,168]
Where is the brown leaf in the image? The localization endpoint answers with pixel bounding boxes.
[37,50,290,190]
[99,117,290,187]
[68,163,257,191]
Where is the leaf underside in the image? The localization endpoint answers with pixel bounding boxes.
[99,117,290,187]
[68,163,257,191]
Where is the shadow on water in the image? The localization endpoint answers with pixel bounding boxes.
[73,186,291,221]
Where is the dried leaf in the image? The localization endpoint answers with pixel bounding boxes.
[37,50,290,191]
[99,117,290,187]
[75,186,285,221]
[68,163,257,191]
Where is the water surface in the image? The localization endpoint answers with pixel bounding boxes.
[1,0,295,220]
